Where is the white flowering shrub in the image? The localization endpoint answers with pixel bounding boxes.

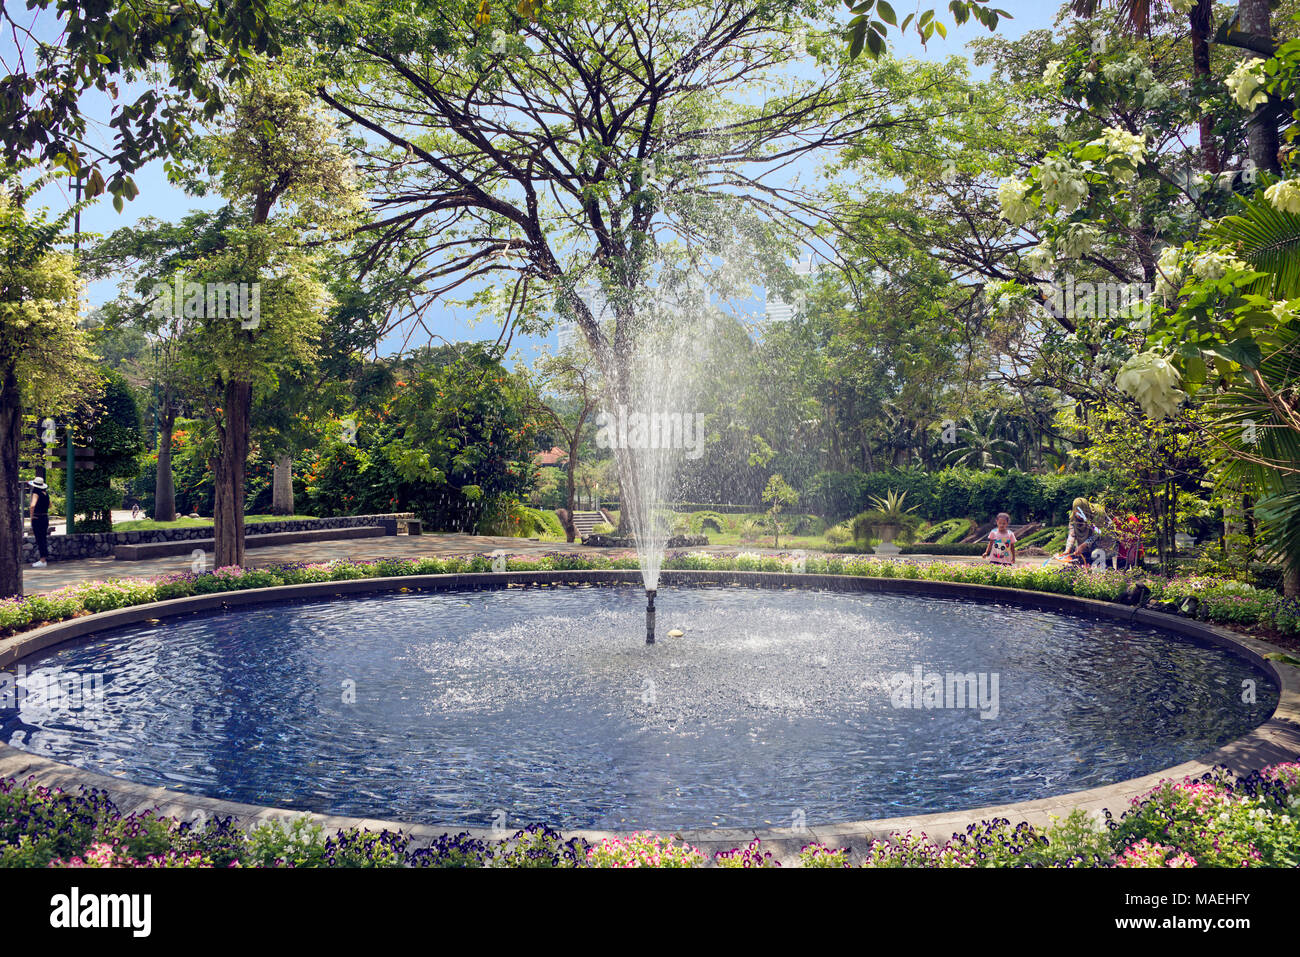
[1155,245,1184,300]
[1264,178,1300,215]
[1055,222,1100,259]
[997,177,1032,225]
[1039,156,1089,213]
[1115,352,1188,421]
[1190,249,1250,282]
[1091,127,1145,183]
[1226,60,1270,111]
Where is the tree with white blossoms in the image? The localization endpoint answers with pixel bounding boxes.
[1120,29,1300,592]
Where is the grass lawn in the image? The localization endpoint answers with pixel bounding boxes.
[113,514,316,531]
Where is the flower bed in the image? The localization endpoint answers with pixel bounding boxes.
[3,553,1299,638]
[5,764,1298,868]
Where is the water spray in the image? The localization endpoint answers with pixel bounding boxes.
[645,589,656,644]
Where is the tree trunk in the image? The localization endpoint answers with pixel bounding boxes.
[155,411,176,523]
[1239,0,1281,175]
[564,452,578,543]
[213,380,252,568]
[272,452,294,515]
[0,365,24,598]
[1190,1,1221,174]
[1285,565,1299,598]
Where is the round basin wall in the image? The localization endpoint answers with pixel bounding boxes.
[0,583,1278,832]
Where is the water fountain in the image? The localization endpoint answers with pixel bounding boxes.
[591,277,714,644]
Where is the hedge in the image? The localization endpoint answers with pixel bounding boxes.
[802,468,1111,524]
[899,543,985,556]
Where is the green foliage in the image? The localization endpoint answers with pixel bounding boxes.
[803,468,1110,523]
[688,510,728,535]
[898,542,984,555]
[919,518,973,544]
[301,345,541,532]
[72,369,146,532]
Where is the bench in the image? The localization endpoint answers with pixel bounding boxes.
[113,525,388,561]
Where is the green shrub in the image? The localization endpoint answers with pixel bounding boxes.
[937,518,973,544]
[899,542,984,556]
[689,511,727,535]
[802,467,1110,523]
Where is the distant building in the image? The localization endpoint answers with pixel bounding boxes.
[763,254,815,322]
[556,283,613,353]
[534,446,569,467]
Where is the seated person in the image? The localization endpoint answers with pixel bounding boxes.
[1063,498,1115,568]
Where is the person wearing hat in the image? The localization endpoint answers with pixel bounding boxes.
[28,477,50,568]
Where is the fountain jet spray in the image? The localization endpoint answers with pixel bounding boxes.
[645,589,656,644]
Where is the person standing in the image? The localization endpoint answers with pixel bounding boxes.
[28,477,50,568]
[982,512,1017,566]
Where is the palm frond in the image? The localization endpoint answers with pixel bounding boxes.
[1211,186,1300,301]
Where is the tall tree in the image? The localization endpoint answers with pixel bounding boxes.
[190,72,360,566]
[531,346,600,541]
[85,209,243,522]
[304,0,942,542]
[0,163,95,597]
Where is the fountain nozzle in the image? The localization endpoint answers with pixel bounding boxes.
[645,589,657,644]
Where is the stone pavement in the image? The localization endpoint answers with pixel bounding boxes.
[21,531,986,594]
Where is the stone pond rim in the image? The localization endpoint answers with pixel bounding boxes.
[1,569,1297,858]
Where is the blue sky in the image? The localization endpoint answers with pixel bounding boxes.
[15,1,1060,362]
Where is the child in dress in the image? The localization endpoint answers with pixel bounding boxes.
[982,512,1017,566]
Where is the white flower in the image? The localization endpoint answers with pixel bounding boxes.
[1155,246,1183,299]
[1099,127,1145,164]
[1143,82,1171,107]
[1272,299,1298,323]
[1264,178,1300,215]
[1039,156,1089,213]
[1191,249,1249,281]
[998,177,1033,225]
[1043,60,1064,84]
[1055,223,1099,259]
[1116,352,1188,421]
[1023,243,1055,273]
[1226,59,1270,111]
[1102,61,1127,83]
[1091,127,1145,183]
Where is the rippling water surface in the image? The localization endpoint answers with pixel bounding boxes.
[0,585,1278,830]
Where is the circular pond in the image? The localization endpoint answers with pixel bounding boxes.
[0,584,1278,830]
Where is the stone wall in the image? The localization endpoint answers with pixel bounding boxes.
[22,514,416,564]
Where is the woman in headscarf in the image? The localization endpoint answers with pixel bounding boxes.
[1064,497,1111,567]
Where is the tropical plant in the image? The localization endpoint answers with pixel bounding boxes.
[940,409,1022,469]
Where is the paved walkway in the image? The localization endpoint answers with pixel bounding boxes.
[21,531,987,594]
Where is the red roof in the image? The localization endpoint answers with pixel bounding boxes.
[534,446,568,466]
